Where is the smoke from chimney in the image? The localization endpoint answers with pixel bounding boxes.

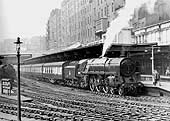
[102,0,157,57]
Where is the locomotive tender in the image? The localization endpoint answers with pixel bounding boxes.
[21,57,143,96]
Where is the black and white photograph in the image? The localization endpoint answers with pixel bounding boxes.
[1,0,170,120]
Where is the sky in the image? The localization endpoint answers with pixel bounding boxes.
[0,0,63,41]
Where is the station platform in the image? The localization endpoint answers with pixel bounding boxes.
[141,76,170,97]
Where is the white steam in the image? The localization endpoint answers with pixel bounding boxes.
[102,0,157,56]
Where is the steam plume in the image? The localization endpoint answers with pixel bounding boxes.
[102,0,157,57]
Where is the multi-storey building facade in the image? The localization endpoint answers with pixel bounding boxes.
[1,39,17,53]
[47,0,125,52]
[131,0,170,45]
[130,0,170,75]
[46,8,63,51]
[61,0,125,47]
[0,36,47,56]
[26,36,47,54]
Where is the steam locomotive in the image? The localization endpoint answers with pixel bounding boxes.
[20,57,144,96]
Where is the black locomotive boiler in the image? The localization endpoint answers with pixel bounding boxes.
[20,57,143,96]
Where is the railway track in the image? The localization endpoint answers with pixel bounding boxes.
[1,77,170,120]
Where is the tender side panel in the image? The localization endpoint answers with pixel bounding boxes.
[77,59,88,77]
[64,61,79,80]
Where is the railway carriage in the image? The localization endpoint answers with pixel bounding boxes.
[21,64,42,80]
[42,62,68,84]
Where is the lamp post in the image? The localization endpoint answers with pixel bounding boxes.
[145,43,160,81]
[151,45,154,76]
[14,37,22,121]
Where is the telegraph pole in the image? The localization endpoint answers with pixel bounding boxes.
[14,37,22,121]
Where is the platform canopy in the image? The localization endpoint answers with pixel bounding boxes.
[23,42,159,64]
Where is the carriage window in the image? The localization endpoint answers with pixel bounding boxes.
[35,67,37,72]
[55,67,58,74]
[49,67,51,73]
[45,67,47,73]
[54,67,57,74]
[57,67,60,74]
[48,67,49,73]
[50,67,52,73]
[52,67,55,74]
[51,67,53,74]
[44,67,46,73]
[58,67,62,75]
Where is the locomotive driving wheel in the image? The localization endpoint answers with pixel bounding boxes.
[110,87,116,94]
[49,78,55,83]
[102,78,109,94]
[118,85,125,96]
[94,76,101,92]
[89,76,95,92]
[102,85,109,94]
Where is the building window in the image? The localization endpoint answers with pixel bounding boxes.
[105,7,107,16]
[101,9,103,17]
[142,34,145,43]
[107,5,109,16]
[135,36,138,44]
[162,30,167,44]
[98,12,100,19]
[112,3,114,12]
